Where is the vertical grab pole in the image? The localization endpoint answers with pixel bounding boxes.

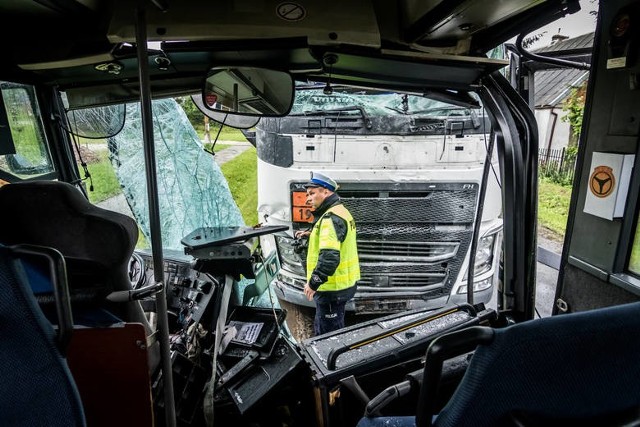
[134,4,177,426]
[467,118,495,306]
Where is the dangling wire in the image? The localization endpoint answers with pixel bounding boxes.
[204,113,228,157]
[67,110,94,191]
[324,63,334,95]
[322,53,339,95]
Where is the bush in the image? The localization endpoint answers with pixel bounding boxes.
[538,145,578,187]
[539,164,575,187]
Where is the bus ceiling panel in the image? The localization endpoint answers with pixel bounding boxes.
[403,0,579,48]
[2,0,583,66]
[306,50,507,92]
[105,0,582,56]
[0,0,113,64]
[107,0,381,48]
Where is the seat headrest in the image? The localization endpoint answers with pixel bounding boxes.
[0,181,137,270]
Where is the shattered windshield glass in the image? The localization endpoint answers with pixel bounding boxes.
[290,88,477,117]
[104,98,245,251]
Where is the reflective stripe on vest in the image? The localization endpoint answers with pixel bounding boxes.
[306,204,360,292]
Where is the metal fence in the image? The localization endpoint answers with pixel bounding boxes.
[538,147,577,184]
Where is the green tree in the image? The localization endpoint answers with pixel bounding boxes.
[561,81,588,145]
[175,96,222,140]
[175,96,201,123]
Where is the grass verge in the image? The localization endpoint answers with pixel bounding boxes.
[194,125,248,142]
[81,152,121,204]
[220,147,258,225]
[537,177,572,239]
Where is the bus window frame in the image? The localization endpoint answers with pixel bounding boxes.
[0,82,57,182]
[612,138,640,289]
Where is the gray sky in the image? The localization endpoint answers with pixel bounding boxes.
[526,0,598,49]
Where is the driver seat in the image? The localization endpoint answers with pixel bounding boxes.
[0,181,156,426]
[0,180,147,327]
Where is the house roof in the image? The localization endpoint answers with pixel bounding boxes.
[535,32,595,53]
[532,32,594,108]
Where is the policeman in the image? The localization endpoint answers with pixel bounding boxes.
[294,172,360,335]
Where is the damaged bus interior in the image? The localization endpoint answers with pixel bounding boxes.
[1,0,640,426]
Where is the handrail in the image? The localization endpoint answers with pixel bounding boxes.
[515,32,591,70]
[11,244,74,355]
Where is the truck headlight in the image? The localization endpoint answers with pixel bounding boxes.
[473,234,495,276]
[275,236,307,276]
[457,234,496,295]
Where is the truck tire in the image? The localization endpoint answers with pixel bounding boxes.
[278,299,315,342]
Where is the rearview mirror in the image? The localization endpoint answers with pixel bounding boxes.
[191,95,260,129]
[202,67,294,117]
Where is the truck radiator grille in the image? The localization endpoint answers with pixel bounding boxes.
[357,273,446,288]
[358,240,458,262]
[341,192,476,223]
[358,262,448,290]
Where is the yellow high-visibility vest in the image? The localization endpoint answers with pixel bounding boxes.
[306,204,360,291]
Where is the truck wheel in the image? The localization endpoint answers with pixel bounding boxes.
[279,299,314,342]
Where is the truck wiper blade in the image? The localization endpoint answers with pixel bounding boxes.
[291,106,371,129]
[385,106,408,115]
[410,106,472,115]
[289,106,365,116]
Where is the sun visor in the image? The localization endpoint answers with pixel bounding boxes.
[18,53,115,71]
[64,84,141,110]
[64,76,203,110]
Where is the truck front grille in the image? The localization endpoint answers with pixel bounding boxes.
[358,240,459,262]
[340,183,476,297]
[343,192,475,223]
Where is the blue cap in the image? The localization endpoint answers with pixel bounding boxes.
[304,171,339,192]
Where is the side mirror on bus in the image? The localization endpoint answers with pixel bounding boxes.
[202,67,294,117]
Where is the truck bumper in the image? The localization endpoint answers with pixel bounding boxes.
[273,278,318,309]
[273,275,492,314]
[447,285,494,307]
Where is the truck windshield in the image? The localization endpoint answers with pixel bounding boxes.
[290,88,479,118]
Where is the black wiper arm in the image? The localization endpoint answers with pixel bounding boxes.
[298,106,365,116]
[411,106,470,115]
[293,106,371,129]
[385,106,407,115]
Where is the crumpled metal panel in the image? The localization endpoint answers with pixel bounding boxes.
[108,98,244,251]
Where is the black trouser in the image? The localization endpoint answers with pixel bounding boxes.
[313,299,347,336]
